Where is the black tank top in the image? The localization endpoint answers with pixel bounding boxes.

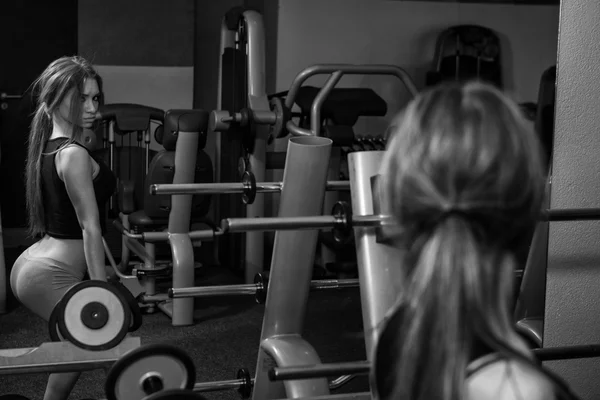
[41,137,116,238]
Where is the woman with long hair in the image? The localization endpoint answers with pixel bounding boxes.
[372,82,579,400]
[10,56,115,400]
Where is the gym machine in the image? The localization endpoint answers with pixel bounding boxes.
[212,7,271,283]
[106,109,211,326]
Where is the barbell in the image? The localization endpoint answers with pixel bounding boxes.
[267,343,600,383]
[114,201,600,246]
[168,272,359,304]
[150,172,350,205]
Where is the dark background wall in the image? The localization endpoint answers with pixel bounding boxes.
[78,0,194,67]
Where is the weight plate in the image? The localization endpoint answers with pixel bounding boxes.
[145,389,207,400]
[331,201,353,244]
[269,97,287,139]
[57,280,131,351]
[105,343,196,400]
[110,280,144,332]
[236,368,253,399]
[242,170,257,205]
[48,301,64,342]
[253,273,269,305]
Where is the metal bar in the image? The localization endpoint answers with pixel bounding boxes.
[310,279,359,290]
[533,344,600,361]
[543,208,600,221]
[220,214,393,233]
[194,379,248,393]
[284,64,418,110]
[328,375,356,390]
[266,343,600,383]
[171,284,259,298]
[168,278,358,299]
[150,180,350,195]
[223,215,339,232]
[309,71,344,137]
[269,361,370,381]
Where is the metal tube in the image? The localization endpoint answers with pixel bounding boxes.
[284,64,418,109]
[349,151,405,361]
[150,180,349,195]
[310,71,344,137]
[141,293,169,303]
[171,284,259,298]
[253,136,333,400]
[310,279,359,290]
[269,361,370,381]
[328,375,356,390]
[221,214,392,233]
[533,344,600,361]
[543,208,600,221]
[243,9,269,286]
[223,215,338,232]
[169,129,200,326]
[168,278,357,299]
[194,379,248,393]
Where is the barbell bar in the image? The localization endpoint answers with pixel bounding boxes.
[191,370,355,398]
[168,273,359,304]
[150,178,350,196]
[268,344,600,383]
[113,205,600,244]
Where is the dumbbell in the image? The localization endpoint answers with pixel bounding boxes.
[48,280,143,350]
[105,343,253,400]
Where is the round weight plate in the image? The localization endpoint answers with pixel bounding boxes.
[145,389,208,400]
[57,281,131,351]
[111,281,144,332]
[253,273,269,305]
[331,201,353,244]
[105,343,196,400]
[48,302,64,342]
[269,97,286,139]
[242,171,257,205]
[236,368,253,399]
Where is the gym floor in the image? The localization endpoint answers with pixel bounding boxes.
[0,247,370,400]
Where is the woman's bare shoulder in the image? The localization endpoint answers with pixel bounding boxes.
[467,356,555,400]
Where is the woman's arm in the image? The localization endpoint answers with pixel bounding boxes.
[56,145,107,281]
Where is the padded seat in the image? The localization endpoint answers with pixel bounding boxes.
[126,109,214,233]
[129,210,169,230]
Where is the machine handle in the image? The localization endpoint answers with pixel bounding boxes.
[283,64,418,137]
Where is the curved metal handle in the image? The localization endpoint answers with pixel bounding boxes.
[283,64,418,137]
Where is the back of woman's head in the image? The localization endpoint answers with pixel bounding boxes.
[25,55,101,237]
[373,81,547,400]
[382,81,545,252]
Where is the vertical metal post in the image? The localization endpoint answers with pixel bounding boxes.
[166,130,199,326]
[321,147,342,273]
[252,136,333,400]
[244,10,269,284]
[348,151,405,360]
[0,202,6,314]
